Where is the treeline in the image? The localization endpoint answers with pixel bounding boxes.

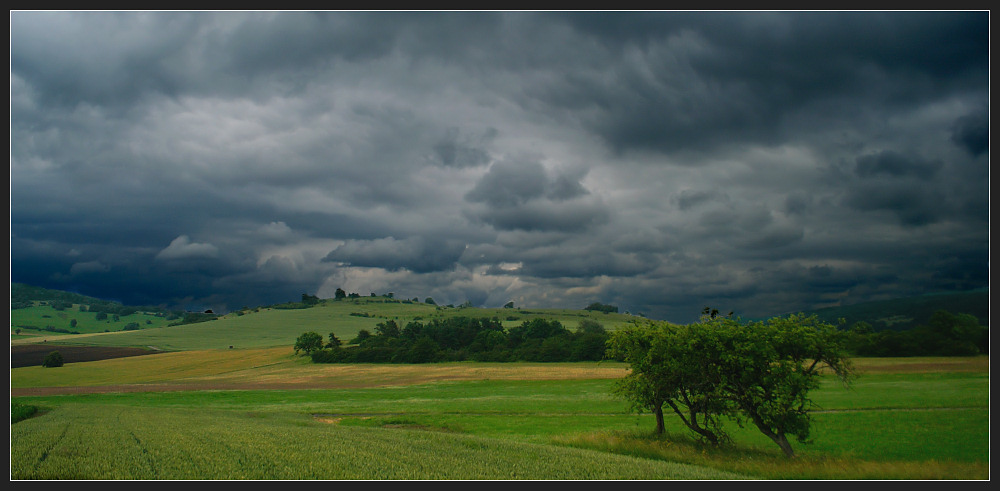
[840,309,988,356]
[302,317,609,364]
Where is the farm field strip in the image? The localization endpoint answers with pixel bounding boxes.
[11,352,989,479]
[10,404,749,480]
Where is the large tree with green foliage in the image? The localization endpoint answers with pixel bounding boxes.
[608,313,854,458]
[293,331,324,355]
[607,320,731,442]
[718,314,854,457]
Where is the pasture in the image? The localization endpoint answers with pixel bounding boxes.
[10,344,990,480]
[12,297,640,351]
[10,304,172,339]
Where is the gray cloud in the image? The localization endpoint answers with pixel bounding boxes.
[464,158,607,232]
[155,236,220,261]
[433,127,497,168]
[10,11,988,322]
[854,150,942,180]
[951,108,989,157]
[324,236,467,273]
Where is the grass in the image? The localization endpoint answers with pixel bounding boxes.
[10,304,172,340]
[10,404,747,480]
[10,353,990,479]
[554,430,989,480]
[12,297,641,351]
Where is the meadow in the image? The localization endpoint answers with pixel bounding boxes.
[9,296,991,480]
[10,304,173,338]
[12,298,639,351]
[10,343,990,480]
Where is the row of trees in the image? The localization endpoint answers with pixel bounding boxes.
[607,312,854,458]
[296,317,609,364]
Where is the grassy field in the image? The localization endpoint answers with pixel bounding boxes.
[10,304,173,339]
[10,347,990,480]
[12,297,641,351]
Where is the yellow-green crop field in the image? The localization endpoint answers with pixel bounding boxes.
[10,345,990,480]
[9,299,991,480]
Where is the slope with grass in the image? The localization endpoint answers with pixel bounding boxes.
[10,304,173,337]
[13,297,642,351]
[799,289,988,331]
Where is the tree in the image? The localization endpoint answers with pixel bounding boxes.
[607,320,730,442]
[327,333,342,350]
[718,314,853,457]
[351,329,372,344]
[425,297,436,305]
[585,302,618,313]
[577,319,606,334]
[375,320,400,338]
[42,351,64,368]
[405,336,440,363]
[294,331,324,355]
[335,288,347,300]
[608,313,853,458]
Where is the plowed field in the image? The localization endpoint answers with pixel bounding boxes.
[11,344,163,368]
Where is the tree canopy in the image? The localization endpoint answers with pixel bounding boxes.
[307,317,608,364]
[293,331,324,355]
[607,312,854,458]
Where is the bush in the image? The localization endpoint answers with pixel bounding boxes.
[42,351,64,368]
[11,403,38,423]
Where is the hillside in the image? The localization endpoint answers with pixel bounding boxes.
[12,283,989,352]
[799,289,989,331]
[11,284,642,351]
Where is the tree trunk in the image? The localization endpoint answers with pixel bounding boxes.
[664,400,720,445]
[768,433,796,458]
[750,418,796,458]
[654,405,665,434]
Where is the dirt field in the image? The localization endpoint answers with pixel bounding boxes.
[10,344,164,368]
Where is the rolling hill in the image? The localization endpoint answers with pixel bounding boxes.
[798,289,989,331]
[11,283,988,353]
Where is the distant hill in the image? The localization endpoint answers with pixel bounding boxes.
[800,289,989,331]
[10,283,108,308]
[10,282,200,325]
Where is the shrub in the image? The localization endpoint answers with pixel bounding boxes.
[11,403,38,423]
[42,351,64,368]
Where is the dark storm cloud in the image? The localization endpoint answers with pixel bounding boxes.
[466,159,550,207]
[951,108,989,157]
[10,11,989,321]
[433,127,497,168]
[854,150,942,180]
[323,236,466,273]
[843,184,944,227]
[464,159,608,232]
[527,11,990,157]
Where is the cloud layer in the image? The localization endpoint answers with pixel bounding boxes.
[11,11,989,322]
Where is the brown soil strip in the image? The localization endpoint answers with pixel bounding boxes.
[11,344,164,368]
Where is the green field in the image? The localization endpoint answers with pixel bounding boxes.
[9,293,991,480]
[12,297,641,351]
[10,304,173,338]
[10,346,990,480]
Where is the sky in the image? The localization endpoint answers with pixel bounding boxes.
[10,11,990,324]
